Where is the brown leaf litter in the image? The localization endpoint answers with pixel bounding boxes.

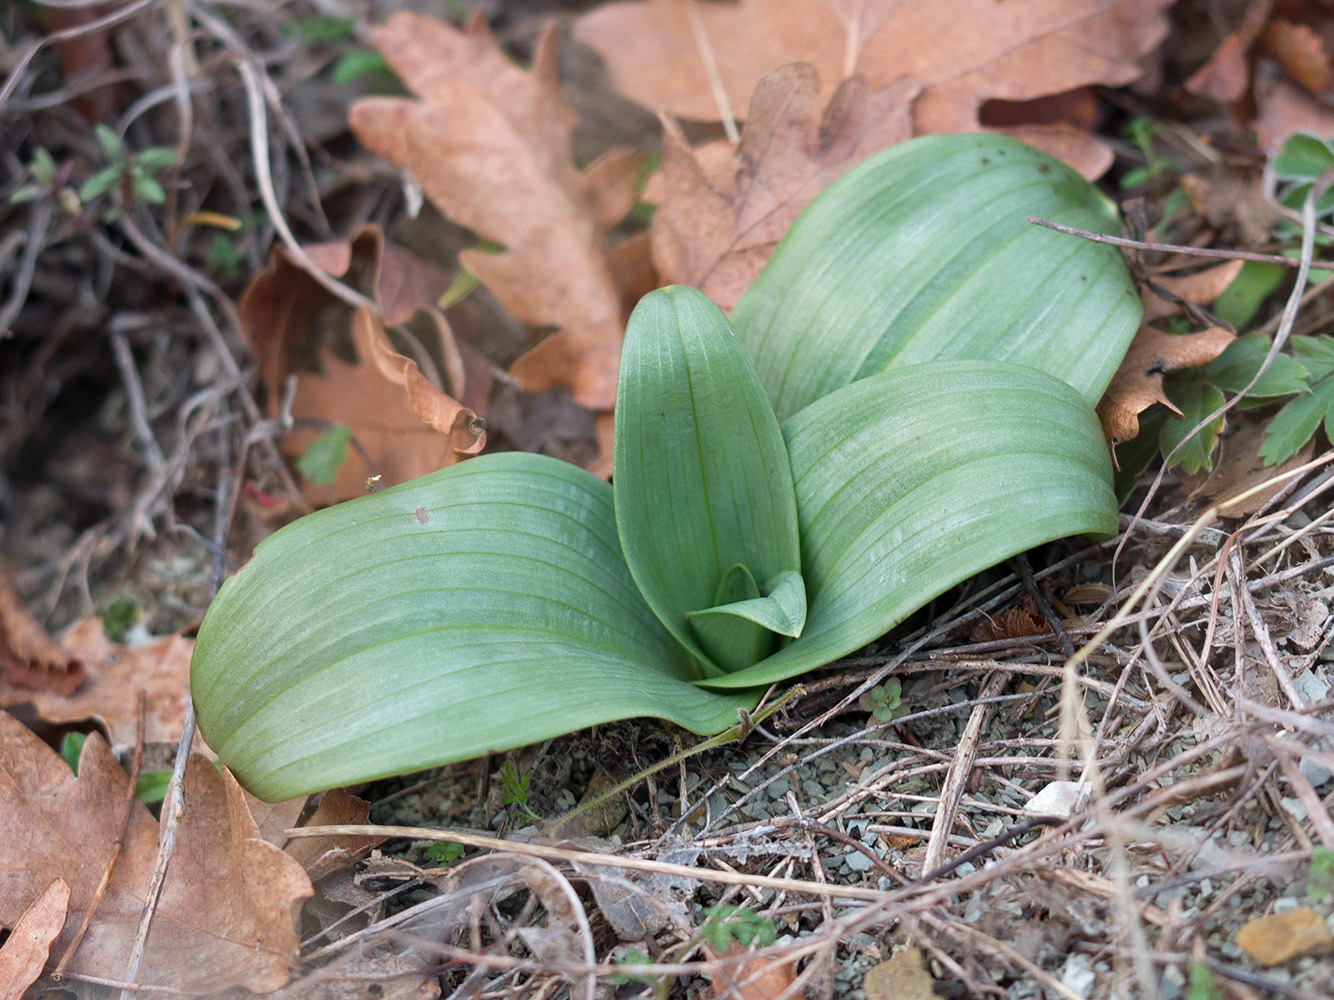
[0,710,312,993]
[577,0,1174,177]
[240,225,485,505]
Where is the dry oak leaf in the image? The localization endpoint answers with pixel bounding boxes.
[1096,325,1235,445]
[864,947,936,1000]
[287,306,486,504]
[0,711,312,993]
[0,878,68,1000]
[649,62,914,310]
[1184,425,1316,517]
[0,579,192,748]
[240,226,485,504]
[1235,906,1334,965]
[350,12,641,414]
[1142,259,1245,322]
[576,0,1172,177]
[706,942,798,1000]
[0,574,86,697]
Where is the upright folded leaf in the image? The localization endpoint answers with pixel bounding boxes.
[614,287,803,674]
[731,134,1141,422]
[701,361,1118,689]
[191,453,752,801]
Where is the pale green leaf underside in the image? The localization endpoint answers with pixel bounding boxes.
[700,361,1118,690]
[614,286,801,674]
[731,134,1141,422]
[191,453,756,801]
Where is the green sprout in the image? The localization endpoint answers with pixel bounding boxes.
[859,679,906,723]
[700,904,778,951]
[78,124,176,219]
[498,760,540,824]
[425,841,464,866]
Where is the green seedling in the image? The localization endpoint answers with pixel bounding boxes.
[859,679,906,723]
[61,732,171,805]
[425,840,464,866]
[498,759,540,824]
[701,904,778,951]
[100,594,139,644]
[1307,846,1334,901]
[190,135,1141,801]
[1184,960,1222,1000]
[79,124,175,218]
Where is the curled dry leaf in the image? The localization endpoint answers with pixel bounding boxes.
[576,0,1172,176]
[0,576,192,748]
[1142,259,1245,322]
[0,878,68,1000]
[1183,425,1315,517]
[349,12,641,420]
[239,225,485,504]
[0,574,86,696]
[0,711,312,993]
[649,62,914,310]
[1096,325,1235,445]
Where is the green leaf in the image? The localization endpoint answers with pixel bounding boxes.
[134,147,178,173]
[1273,133,1334,178]
[1294,335,1334,378]
[1212,262,1286,329]
[1159,378,1224,473]
[297,423,353,484]
[80,167,120,202]
[61,732,86,773]
[1200,333,1309,398]
[332,50,391,85]
[191,453,754,801]
[30,147,57,186]
[135,770,171,805]
[686,570,806,674]
[613,287,802,675]
[703,360,1117,689]
[1259,376,1334,465]
[131,174,166,205]
[731,134,1141,421]
[93,123,122,163]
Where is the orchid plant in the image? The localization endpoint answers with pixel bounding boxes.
[191,135,1140,801]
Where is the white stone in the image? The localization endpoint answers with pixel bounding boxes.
[1025,780,1089,818]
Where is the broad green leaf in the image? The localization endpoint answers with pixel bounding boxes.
[686,569,807,670]
[1201,333,1309,399]
[614,286,801,675]
[731,134,1141,421]
[1273,133,1334,178]
[702,361,1117,689]
[688,570,806,638]
[1260,376,1334,465]
[191,453,754,801]
[1295,335,1334,378]
[1213,262,1286,330]
[1160,378,1224,473]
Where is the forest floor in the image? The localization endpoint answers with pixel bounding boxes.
[1,2,1333,999]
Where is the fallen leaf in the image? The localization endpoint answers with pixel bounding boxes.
[708,942,798,1000]
[284,787,381,880]
[286,307,486,504]
[0,878,68,1000]
[1184,425,1315,517]
[649,62,915,310]
[1179,167,1276,246]
[240,226,485,504]
[1255,77,1334,154]
[0,711,313,992]
[349,12,639,418]
[576,0,1172,175]
[1143,260,1245,322]
[863,947,936,1000]
[1235,906,1334,965]
[1260,18,1331,95]
[0,575,86,696]
[0,578,192,748]
[1096,325,1235,445]
[1185,32,1252,103]
[969,597,1049,643]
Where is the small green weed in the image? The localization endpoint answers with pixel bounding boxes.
[1184,960,1222,1000]
[425,841,464,866]
[858,678,906,723]
[100,594,138,644]
[1307,846,1334,901]
[498,759,540,823]
[700,904,777,951]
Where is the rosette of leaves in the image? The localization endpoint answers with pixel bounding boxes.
[192,135,1139,801]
